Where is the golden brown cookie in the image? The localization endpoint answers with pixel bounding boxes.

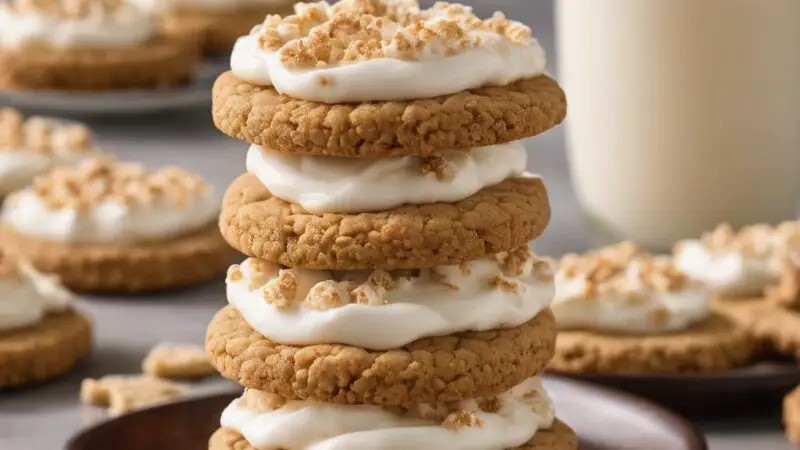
[0,310,92,388]
[209,419,578,450]
[211,71,567,157]
[0,224,238,293]
[549,313,756,374]
[220,173,550,270]
[206,305,557,405]
[160,3,294,54]
[0,36,199,91]
[713,297,800,359]
[785,385,800,444]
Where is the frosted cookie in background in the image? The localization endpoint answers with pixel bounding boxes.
[0,256,92,389]
[0,0,200,91]
[549,242,756,374]
[0,108,99,198]
[0,156,238,293]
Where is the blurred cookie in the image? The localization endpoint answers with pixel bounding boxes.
[0,259,91,388]
[0,157,237,293]
[713,297,800,359]
[0,0,199,91]
[785,385,800,444]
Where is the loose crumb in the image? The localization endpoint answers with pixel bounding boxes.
[80,375,185,416]
[141,343,214,380]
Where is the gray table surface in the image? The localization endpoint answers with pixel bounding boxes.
[0,0,795,448]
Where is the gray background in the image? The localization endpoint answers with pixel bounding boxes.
[0,0,794,448]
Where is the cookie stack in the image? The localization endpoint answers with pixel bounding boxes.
[205,1,575,448]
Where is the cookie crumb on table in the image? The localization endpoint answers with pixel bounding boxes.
[142,343,215,380]
[80,375,185,416]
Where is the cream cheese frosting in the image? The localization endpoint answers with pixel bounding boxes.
[0,110,98,197]
[230,0,547,103]
[221,376,554,450]
[129,0,290,12]
[245,142,527,213]
[552,242,710,334]
[674,222,800,297]
[0,260,72,332]
[226,247,554,350]
[0,0,154,48]
[1,157,219,245]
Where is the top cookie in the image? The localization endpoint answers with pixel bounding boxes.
[212,0,567,156]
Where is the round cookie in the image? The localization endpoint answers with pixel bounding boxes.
[0,311,92,388]
[0,37,198,91]
[713,297,800,359]
[549,313,756,374]
[209,419,579,450]
[0,224,238,293]
[206,305,557,405]
[211,71,567,157]
[220,173,550,270]
[785,385,800,444]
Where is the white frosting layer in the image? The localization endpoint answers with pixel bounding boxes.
[230,29,546,103]
[675,240,779,297]
[221,377,554,450]
[129,0,288,12]
[0,262,72,332]
[1,189,219,244]
[228,253,554,350]
[246,143,527,214]
[0,5,154,48]
[552,263,710,334]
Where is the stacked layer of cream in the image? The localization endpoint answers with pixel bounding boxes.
[0,259,73,332]
[0,156,219,245]
[0,0,155,48]
[552,242,710,334]
[217,2,561,449]
[0,108,98,197]
[674,222,800,298]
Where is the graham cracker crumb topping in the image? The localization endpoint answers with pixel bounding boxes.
[558,242,691,304]
[442,410,484,429]
[251,0,535,69]
[418,155,456,182]
[687,221,800,258]
[0,108,94,155]
[30,156,209,211]
[7,0,135,19]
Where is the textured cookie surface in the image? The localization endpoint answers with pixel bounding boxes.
[209,420,578,450]
[0,311,92,389]
[0,37,198,91]
[206,305,556,405]
[785,385,800,444]
[549,313,756,374]
[212,71,567,156]
[220,173,550,270]
[714,297,800,359]
[0,224,238,293]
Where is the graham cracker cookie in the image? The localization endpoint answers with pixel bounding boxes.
[0,224,238,293]
[549,313,756,374]
[80,374,185,416]
[211,71,567,157]
[785,385,800,444]
[209,419,578,450]
[161,4,294,54]
[220,173,550,270]
[206,305,556,405]
[714,298,800,359]
[0,311,92,388]
[0,37,199,91]
[142,343,215,380]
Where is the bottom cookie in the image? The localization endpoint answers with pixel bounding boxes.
[785,385,800,444]
[549,312,756,374]
[713,297,800,359]
[208,420,579,450]
[0,311,92,388]
[0,224,237,293]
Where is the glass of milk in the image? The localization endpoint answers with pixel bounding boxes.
[556,0,800,250]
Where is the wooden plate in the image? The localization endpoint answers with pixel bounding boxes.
[66,376,707,450]
[553,360,800,418]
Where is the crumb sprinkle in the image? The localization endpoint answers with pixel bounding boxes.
[8,0,135,19]
[0,108,94,155]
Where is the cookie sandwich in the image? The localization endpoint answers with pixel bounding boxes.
[0,108,99,198]
[206,1,577,448]
[0,257,91,388]
[549,243,756,374]
[0,0,200,91]
[0,156,236,293]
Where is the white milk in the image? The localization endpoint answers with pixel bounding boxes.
[556,0,800,250]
